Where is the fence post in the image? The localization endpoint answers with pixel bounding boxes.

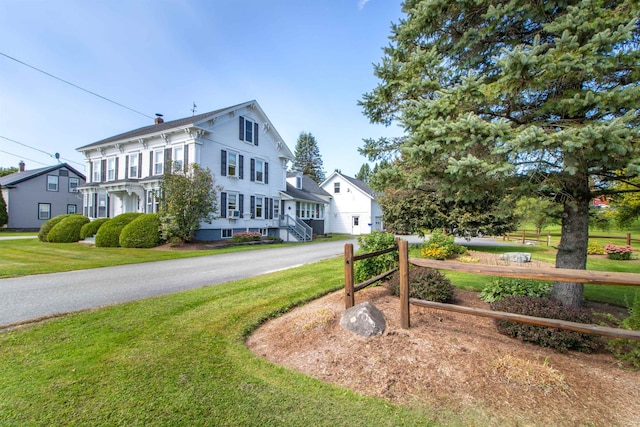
[628,233,631,246]
[399,239,410,329]
[344,243,355,309]
[547,232,551,247]
[522,229,526,244]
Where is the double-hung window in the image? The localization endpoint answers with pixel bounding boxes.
[47,175,58,191]
[153,150,164,175]
[92,160,102,182]
[67,204,77,214]
[107,157,116,181]
[69,177,79,192]
[254,196,264,219]
[227,193,238,218]
[38,203,51,220]
[228,152,237,177]
[250,158,268,183]
[334,182,340,193]
[173,146,184,171]
[239,116,259,145]
[255,159,264,183]
[221,150,243,178]
[128,154,139,178]
[97,194,108,218]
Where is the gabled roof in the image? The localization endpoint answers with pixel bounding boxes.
[283,172,331,203]
[76,100,294,159]
[321,171,376,199]
[0,163,85,187]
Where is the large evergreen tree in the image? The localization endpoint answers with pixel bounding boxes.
[361,0,640,307]
[292,132,326,183]
[0,167,18,178]
[355,163,372,183]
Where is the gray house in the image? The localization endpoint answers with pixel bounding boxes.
[0,162,86,230]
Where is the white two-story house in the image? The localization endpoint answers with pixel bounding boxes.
[76,100,301,241]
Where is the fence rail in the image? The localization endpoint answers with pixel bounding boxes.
[345,240,640,341]
[506,230,639,246]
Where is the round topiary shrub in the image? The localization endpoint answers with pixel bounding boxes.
[388,266,455,303]
[47,215,90,243]
[119,214,161,248]
[490,296,599,352]
[38,214,74,242]
[80,218,110,239]
[95,213,143,247]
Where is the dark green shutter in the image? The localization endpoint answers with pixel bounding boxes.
[239,116,245,141]
[239,155,244,179]
[221,192,227,218]
[221,150,227,176]
[250,158,255,182]
[254,122,259,146]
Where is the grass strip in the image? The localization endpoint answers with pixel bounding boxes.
[0,258,439,426]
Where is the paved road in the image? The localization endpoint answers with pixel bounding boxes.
[0,235,515,327]
[0,239,355,327]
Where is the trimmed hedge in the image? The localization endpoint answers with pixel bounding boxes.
[120,214,161,248]
[47,215,90,243]
[38,214,74,242]
[80,218,110,239]
[95,213,143,247]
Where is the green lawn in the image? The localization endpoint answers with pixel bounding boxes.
[0,234,352,279]
[0,258,441,426]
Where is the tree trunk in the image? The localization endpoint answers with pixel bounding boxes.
[551,185,591,308]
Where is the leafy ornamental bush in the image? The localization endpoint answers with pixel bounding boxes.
[420,230,466,260]
[479,278,552,303]
[490,296,598,353]
[119,214,161,248]
[38,214,74,242]
[587,241,605,255]
[388,267,454,303]
[353,231,398,283]
[46,215,90,243]
[607,292,640,370]
[95,213,143,247]
[231,231,261,243]
[80,218,109,239]
[604,244,635,260]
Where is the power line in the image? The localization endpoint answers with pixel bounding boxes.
[0,148,49,167]
[0,135,85,168]
[0,51,154,120]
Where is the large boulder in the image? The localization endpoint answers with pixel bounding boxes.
[499,252,532,263]
[340,301,386,337]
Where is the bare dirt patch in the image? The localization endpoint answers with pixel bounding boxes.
[247,251,640,426]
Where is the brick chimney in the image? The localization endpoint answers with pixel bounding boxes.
[19,161,25,172]
[154,113,164,124]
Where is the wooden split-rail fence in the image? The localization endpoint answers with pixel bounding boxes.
[344,240,640,341]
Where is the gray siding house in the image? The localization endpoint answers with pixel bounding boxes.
[0,162,86,229]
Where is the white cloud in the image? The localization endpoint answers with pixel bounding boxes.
[358,0,370,10]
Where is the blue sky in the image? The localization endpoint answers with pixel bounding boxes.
[0,0,405,177]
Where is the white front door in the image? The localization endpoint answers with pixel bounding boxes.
[351,216,361,235]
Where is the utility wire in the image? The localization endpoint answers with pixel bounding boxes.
[0,148,48,167]
[0,135,85,168]
[0,51,154,119]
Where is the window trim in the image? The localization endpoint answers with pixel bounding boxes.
[153,150,164,175]
[334,182,340,193]
[173,146,184,172]
[92,160,102,182]
[128,153,139,178]
[107,157,116,181]
[222,229,233,239]
[47,175,59,192]
[67,204,77,214]
[38,203,51,220]
[69,177,79,192]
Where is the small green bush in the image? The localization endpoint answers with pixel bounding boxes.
[38,214,74,242]
[604,244,635,260]
[353,231,398,283]
[420,230,466,260]
[587,240,605,255]
[80,218,109,239]
[47,215,90,243]
[479,277,552,303]
[95,213,143,247]
[490,296,598,352]
[388,267,454,303]
[119,214,161,248]
[607,292,640,370]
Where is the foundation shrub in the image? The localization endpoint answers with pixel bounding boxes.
[388,267,454,303]
[38,214,74,242]
[47,215,90,243]
[80,218,109,239]
[95,213,143,247]
[119,214,161,248]
[491,296,598,352]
